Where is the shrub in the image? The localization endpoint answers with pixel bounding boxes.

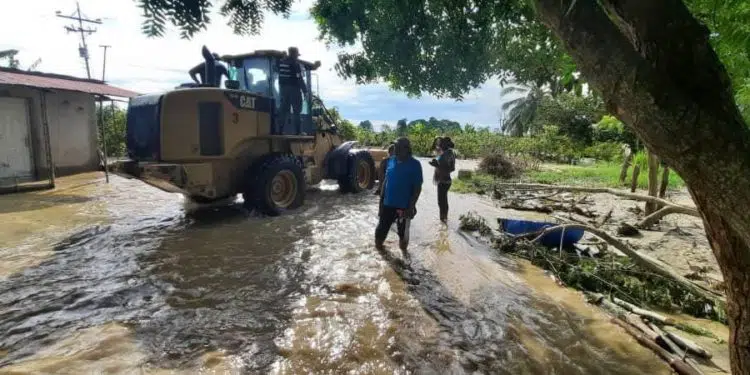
[479,152,525,179]
[582,141,624,162]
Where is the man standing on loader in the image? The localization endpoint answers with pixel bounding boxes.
[375,137,423,259]
[277,47,307,134]
[189,46,229,87]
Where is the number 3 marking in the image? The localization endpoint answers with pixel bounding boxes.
[232,112,239,124]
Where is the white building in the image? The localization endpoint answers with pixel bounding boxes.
[0,67,137,191]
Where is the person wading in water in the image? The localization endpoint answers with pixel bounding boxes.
[375,137,423,259]
[429,137,456,223]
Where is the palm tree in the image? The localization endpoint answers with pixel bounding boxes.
[500,85,546,136]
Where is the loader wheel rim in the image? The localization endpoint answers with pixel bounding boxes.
[356,159,371,189]
[271,170,297,208]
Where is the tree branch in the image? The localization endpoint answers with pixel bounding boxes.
[636,205,698,228]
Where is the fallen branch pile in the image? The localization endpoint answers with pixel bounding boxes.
[587,292,723,375]
[458,212,726,322]
[493,183,700,228]
[524,224,723,304]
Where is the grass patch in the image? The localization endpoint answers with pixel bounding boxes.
[527,163,684,189]
[455,162,685,194]
[452,173,495,194]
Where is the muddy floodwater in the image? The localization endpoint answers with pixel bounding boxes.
[0,160,671,374]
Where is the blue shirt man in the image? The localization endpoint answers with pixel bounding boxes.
[375,137,423,255]
[383,156,423,208]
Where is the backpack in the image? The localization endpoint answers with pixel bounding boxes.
[446,149,456,172]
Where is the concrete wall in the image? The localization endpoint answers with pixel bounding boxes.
[0,85,98,178]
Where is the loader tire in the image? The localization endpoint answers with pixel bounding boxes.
[243,154,305,216]
[338,150,376,193]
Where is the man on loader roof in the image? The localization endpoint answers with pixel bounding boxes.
[277,46,307,134]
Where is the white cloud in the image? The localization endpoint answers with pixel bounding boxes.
[1,0,510,127]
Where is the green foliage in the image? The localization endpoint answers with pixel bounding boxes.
[358,120,373,131]
[686,0,750,121]
[582,142,623,163]
[311,0,580,98]
[0,49,20,68]
[456,163,685,193]
[527,163,684,190]
[534,92,605,145]
[505,125,581,163]
[593,115,639,151]
[735,78,750,121]
[97,104,127,157]
[632,151,649,171]
[338,120,358,141]
[137,0,294,39]
[516,249,725,322]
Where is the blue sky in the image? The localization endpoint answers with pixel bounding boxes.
[1,0,518,129]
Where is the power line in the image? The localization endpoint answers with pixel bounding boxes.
[56,2,102,79]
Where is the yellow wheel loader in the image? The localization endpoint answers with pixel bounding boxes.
[119,47,388,215]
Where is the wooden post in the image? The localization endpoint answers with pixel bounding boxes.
[659,166,670,198]
[98,99,109,183]
[40,91,55,188]
[619,146,632,185]
[646,152,660,215]
[630,164,641,193]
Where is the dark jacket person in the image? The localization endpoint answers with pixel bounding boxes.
[375,137,423,255]
[429,137,456,222]
[189,47,228,87]
[277,46,307,134]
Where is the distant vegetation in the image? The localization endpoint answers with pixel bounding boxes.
[331,90,643,163]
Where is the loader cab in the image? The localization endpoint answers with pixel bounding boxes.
[224,50,322,135]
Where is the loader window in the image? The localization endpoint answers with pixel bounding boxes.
[241,57,271,96]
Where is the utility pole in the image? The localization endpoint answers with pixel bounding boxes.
[98,45,111,183]
[56,2,102,79]
[99,45,110,81]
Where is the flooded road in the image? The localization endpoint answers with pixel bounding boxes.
[0,160,670,374]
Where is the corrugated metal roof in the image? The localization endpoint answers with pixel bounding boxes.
[0,67,139,98]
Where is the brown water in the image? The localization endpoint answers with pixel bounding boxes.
[0,160,670,374]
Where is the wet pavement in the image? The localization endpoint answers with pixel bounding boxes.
[0,160,670,374]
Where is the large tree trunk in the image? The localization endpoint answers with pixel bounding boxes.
[533,0,750,373]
